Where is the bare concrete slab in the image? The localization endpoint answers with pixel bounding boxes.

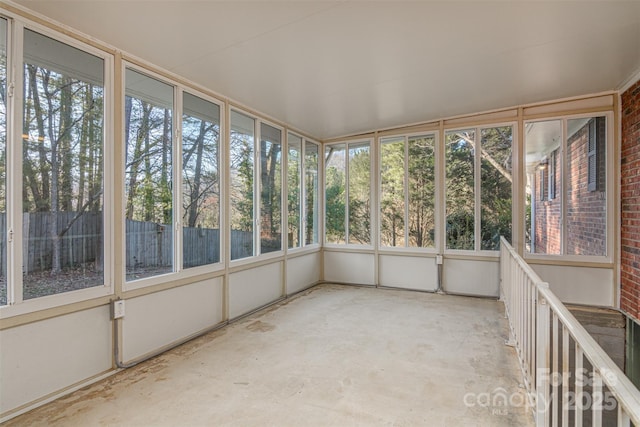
[4,284,534,426]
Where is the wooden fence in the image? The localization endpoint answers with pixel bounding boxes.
[0,213,257,275]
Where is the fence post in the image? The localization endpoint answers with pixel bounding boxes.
[536,287,550,427]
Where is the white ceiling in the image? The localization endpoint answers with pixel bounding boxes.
[12,0,640,140]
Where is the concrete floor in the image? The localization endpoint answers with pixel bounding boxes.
[5,284,534,426]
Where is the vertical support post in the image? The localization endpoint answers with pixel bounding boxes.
[552,314,559,427]
[562,325,569,426]
[592,372,602,427]
[575,344,583,427]
[536,290,550,427]
[617,406,630,427]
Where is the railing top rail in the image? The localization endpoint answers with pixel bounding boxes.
[499,237,547,287]
[537,285,640,425]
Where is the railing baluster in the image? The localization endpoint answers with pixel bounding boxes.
[576,344,583,427]
[552,313,559,427]
[617,406,630,427]
[592,372,602,427]
[537,291,551,427]
[562,325,569,427]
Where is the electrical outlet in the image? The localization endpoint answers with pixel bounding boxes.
[436,255,443,265]
[112,300,125,319]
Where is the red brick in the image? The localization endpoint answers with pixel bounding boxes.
[621,78,640,323]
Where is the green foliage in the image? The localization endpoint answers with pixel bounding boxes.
[480,126,512,250]
[380,140,405,246]
[446,131,475,250]
[408,136,436,247]
[233,135,254,232]
[287,146,301,247]
[325,164,345,243]
[348,145,371,244]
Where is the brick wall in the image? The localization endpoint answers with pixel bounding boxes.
[566,119,607,255]
[533,118,607,256]
[621,79,640,322]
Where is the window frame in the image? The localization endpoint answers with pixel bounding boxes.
[302,138,321,249]
[323,138,373,248]
[286,131,321,254]
[524,112,613,263]
[122,63,177,289]
[1,17,115,315]
[258,120,285,257]
[378,131,439,253]
[444,123,516,256]
[228,108,285,268]
[124,64,227,291]
[177,88,225,275]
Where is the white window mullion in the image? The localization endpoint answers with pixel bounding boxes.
[254,120,261,256]
[561,119,567,255]
[474,128,481,252]
[281,131,289,254]
[300,138,307,247]
[101,49,114,292]
[8,20,23,305]
[403,136,409,248]
[174,88,183,272]
[344,142,350,244]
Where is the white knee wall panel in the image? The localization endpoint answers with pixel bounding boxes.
[287,252,321,294]
[379,255,438,291]
[531,264,614,307]
[323,251,375,285]
[0,306,112,414]
[443,259,500,297]
[229,262,283,319]
[122,277,223,363]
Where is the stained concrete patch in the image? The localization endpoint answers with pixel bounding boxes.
[246,320,276,332]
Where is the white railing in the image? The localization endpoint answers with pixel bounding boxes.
[500,237,640,427]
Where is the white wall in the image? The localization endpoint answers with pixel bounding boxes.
[121,278,224,363]
[379,254,438,291]
[229,261,283,319]
[0,306,112,414]
[531,264,615,307]
[443,258,500,297]
[286,252,321,295]
[323,251,375,285]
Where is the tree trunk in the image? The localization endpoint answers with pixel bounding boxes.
[188,121,206,228]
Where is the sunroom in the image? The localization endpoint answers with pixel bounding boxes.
[1,1,639,426]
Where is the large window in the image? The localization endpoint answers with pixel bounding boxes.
[446,129,475,250]
[288,134,320,249]
[325,141,371,245]
[380,137,405,247]
[287,133,302,249]
[480,127,513,250]
[0,18,7,305]
[325,144,346,244]
[379,134,436,249]
[446,126,512,251]
[259,123,282,254]
[182,92,220,268]
[21,29,106,299]
[124,68,173,281]
[230,112,284,260]
[230,110,255,260]
[525,116,608,257]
